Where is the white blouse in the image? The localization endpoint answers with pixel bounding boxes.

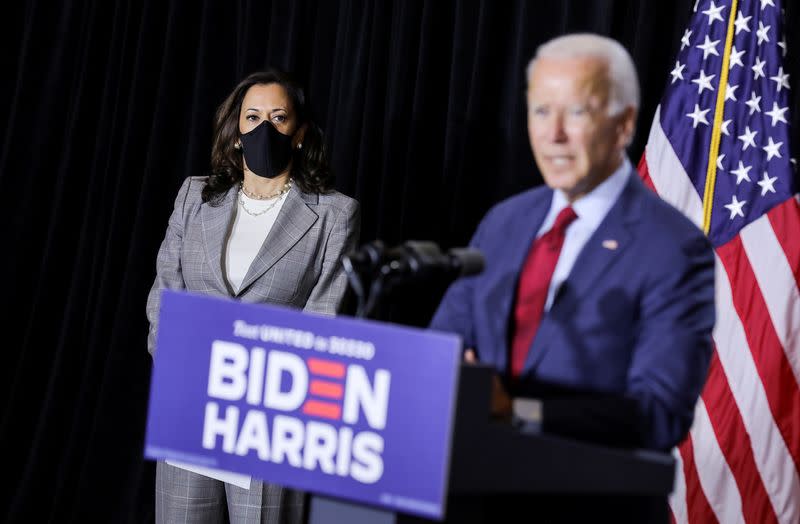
[225,190,289,293]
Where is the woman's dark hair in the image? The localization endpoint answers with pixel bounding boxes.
[202,68,333,203]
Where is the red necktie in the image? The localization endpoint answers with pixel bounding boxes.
[510,206,578,378]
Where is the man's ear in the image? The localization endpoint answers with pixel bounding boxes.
[617,106,637,148]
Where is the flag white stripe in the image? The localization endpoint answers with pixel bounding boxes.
[690,399,743,524]
[644,107,704,227]
[669,447,689,524]
[740,215,800,387]
[714,250,800,524]
[645,116,800,523]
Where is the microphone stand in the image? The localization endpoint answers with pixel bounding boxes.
[342,241,418,319]
[341,253,386,319]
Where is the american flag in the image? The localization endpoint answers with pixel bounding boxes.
[638,0,800,522]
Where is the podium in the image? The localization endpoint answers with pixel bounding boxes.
[307,364,675,523]
[144,291,674,523]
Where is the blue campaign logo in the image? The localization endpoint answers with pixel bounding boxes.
[145,290,461,519]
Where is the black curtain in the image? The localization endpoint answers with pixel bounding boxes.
[1,1,797,522]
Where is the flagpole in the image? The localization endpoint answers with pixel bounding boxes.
[702,0,739,234]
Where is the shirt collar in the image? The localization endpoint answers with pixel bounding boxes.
[549,157,631,228]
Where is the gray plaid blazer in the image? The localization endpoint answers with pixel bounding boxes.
[146,176,360,356]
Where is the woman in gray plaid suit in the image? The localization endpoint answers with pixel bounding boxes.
[146,69,360,523]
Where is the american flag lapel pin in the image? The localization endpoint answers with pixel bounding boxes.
[601,239,618,250]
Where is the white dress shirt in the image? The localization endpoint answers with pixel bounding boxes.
[536,158,632,311]
[225,191,288,293]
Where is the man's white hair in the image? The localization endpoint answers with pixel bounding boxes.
[527,33,640,116]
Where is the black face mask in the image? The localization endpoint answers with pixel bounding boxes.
[240,121,294,179]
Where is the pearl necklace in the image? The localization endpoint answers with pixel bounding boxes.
[241,178,293,200]
[238,179,292,217]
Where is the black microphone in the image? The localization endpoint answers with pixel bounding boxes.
[445,247,484,277]
[381,241,484,279]
[380,241,441,275]
[342,240,484,318]
[343,240,439,276]
[343,240,484,280]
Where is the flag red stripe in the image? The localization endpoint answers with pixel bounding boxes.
[702,351,778,523]
[679,435,719,524]
[717,237,800,474]
[637,155,658,192]
[766,198,800,290]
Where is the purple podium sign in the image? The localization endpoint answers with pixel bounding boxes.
[145,290,461,520]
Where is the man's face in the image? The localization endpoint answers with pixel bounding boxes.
[527,56,636,201]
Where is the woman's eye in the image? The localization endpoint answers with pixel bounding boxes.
[272,114,286,124]
[246,115,260,122]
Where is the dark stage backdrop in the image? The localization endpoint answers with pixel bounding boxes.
[1,1,798,522]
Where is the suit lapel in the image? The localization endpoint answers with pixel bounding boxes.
[200,186,237,295]
[526,173,642,370]
[236,186,318,295]
[490,189,553,371]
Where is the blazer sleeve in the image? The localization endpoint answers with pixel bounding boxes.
[428,209,493,352]
[303,197,360,316]
[627,232,716,450]
[145,177,193,356]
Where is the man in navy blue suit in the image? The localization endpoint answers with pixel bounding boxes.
[431,33,715,454]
